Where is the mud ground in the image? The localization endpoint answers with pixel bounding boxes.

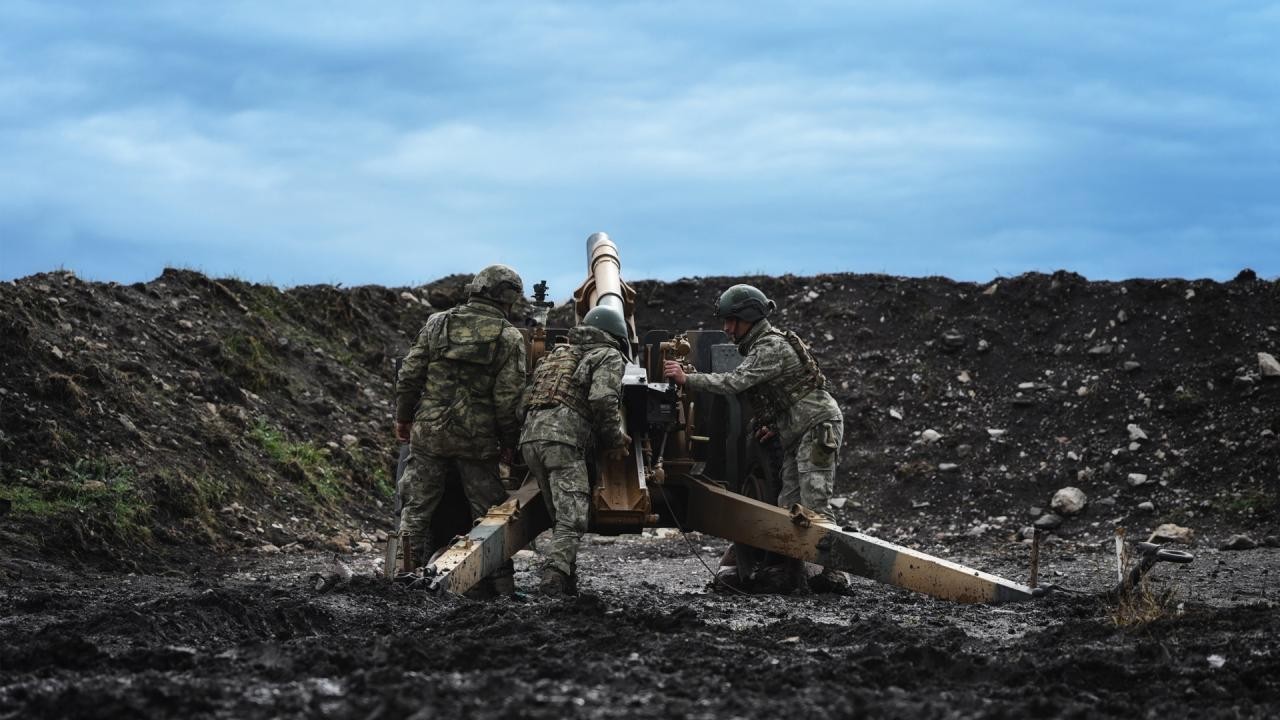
[2,532,1277,719]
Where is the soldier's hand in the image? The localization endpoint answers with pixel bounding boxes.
[663,360,687,385]
[754,425,776,443]
[395,421,412,443]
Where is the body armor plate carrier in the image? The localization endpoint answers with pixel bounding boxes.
[525,344,591,419]
[748,328,827,424]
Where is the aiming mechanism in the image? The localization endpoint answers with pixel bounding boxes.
[386,233,1190,603]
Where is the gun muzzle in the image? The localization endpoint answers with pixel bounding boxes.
[586,232,625,316]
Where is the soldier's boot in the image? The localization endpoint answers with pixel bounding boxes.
[490,560,516,597]
[540,566,572,597]
[809,566,850,594]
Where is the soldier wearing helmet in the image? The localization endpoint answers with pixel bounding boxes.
[519,305,632,595]
[664,283,846,591]
[393,264,528,593]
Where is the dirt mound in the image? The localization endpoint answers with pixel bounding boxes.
[2,268,1278,569]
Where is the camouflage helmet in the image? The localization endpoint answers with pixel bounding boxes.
[714,284,776,323]
[469,264,524,305]
[582,306,629,343]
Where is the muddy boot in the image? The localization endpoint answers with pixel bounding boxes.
[808,566,850,594]
[490,560,516,597]
[540,567,572,597]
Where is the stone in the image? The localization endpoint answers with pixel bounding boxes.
[938,463,960,473]
[1219,535,1258,551]
[341,434,359,447]
[1033,513,1063,530]
[941,330,965,350]
[1127,473,1149,486]
[957,371,971,384]
[977,339,991,353]
[1259,352,1280,378]
[1148,523,1194,544]
[1123,361,1142,372]
[987,428,1006,438]
[50,345,65,361]
[1088,344,1114,355]
[888,408,903,421]
[1137,501,1155,513]
[258,543,282,554]
[400,291,421,304]
[1263,536,1280,548]
[829,497,848,509]
[1127,424,1148,441]
[1050,487,1087,515]
[1029,506,1042,517]
[920,429,942,444]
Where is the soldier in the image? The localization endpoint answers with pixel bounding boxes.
[394,264,527,594]
[663,284,846,591]
[520,306,631,596]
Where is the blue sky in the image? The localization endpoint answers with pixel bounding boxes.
[1,1,1277,298]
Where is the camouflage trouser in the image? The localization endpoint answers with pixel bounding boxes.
[778,418,844,521]
[398,450,506,563]
[521,440,588,577]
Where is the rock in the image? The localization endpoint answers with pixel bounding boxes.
[938,463,960,473]
[1148,523,1194,544]
[957,371,971,384]
[829,497,848,509]
[1259,352,1280,378]
[341,434,359,447]
[888,408,903,421]
[1185,288,1196,300]
[1116,310,1128,324]
[354,541,374,554]
[1219,535,1258,551]
[987,428,1006,438]
[50,345,65,361]
[1088,344,1114,355]
[1050,487,1087,515]
[1127,473,1149,486]
[1127,424,1148,441]
[1263,429,1276,438]
[1123,361,1142,372]
[966,523,990,537]
[258,543,282,554]
[977,339,990,353]
[920,429,942,444]
[1263,536,1280,548]
[400,291,421,304]
[940,330,965,350]
[1033,513,1063,530]
[956,444,972,457]
[1137,501,1155,513]
[1029,506,1042,517]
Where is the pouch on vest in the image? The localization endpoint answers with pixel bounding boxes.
[809,421,838,467]
[439,315,502,365]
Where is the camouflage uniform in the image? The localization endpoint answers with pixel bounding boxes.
[683,319,843,518]
[395,297,527,567]
[520,325,628,578]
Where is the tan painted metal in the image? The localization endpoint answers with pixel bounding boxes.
[424,480,551,595]
[677,475,1036,604]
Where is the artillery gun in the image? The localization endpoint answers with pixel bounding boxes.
[389,234,1042,602]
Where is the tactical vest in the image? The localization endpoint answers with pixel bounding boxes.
[744,328,827,423]
[525,344,591,418]
[419,308,505,436]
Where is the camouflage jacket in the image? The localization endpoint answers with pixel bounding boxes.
[520,325,627,452]
[395,298,527,459]
[684,319,841,450]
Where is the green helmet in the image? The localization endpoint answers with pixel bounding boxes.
[582,306,628,343]
[715,284,775,323]
[469,264,524,305]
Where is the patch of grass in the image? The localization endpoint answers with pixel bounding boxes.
[220,332,273,391]
[249,421,343,503]
[1219,490,1277,517]
[1110,579,1180,627]
[1,458,152,543]
[373,465,395,500]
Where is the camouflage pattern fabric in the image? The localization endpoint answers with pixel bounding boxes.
[395,298,527,459]
[683,319,843,516]
[520,324,628,578]
[521,440,589,577]
[397,452,506,563]
[520,325,627,452]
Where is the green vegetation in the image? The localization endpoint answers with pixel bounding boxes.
[248,421,343,503]
[1,458,151,543]
[372,464,395,500]
[222,332,273,391]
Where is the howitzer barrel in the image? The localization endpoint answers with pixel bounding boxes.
[585,232,625,315]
